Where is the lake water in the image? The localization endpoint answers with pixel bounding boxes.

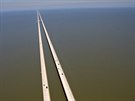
[0,8,135,101]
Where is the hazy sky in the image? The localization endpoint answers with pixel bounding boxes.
[1,0,135,11]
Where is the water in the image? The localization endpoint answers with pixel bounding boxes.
[0,8,135,101]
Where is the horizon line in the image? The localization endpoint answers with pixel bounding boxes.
[1,6,135,12]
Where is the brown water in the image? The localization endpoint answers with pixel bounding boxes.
[0,8,135,101]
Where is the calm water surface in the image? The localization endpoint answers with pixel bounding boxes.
[0,8,135,101]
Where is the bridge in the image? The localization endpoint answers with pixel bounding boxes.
[37,11,75,101]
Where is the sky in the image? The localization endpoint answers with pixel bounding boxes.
[1,0,135,11]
